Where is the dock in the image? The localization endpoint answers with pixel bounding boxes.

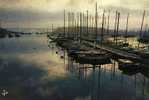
[84,41,141,61]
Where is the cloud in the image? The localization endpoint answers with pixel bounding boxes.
[119,0,149,9]
[0,9,63,22]
[0,0,148,11]
[0,0,148,28]
[0,8,64,28]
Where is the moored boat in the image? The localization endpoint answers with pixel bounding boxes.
[75,52,112,65]
[118,59,141,70]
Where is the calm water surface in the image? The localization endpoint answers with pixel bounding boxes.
[0,35,149,100]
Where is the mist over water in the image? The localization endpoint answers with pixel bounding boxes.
[6,28,50,33]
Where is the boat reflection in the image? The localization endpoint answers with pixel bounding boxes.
[57,44,149,100]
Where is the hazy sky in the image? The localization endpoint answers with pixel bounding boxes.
[0,0,148,29]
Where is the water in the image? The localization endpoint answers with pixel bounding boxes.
[0,35,149,100]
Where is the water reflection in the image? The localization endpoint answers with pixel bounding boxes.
[0,35,149,100]
[62,48,149,100]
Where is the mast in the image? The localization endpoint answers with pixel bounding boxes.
[0,20,1,28]
[138,10,146,48]
[77,13,80,41]
[64,9,66,38]
[72,12,75,38]
[92,16,94,33]
[74,16,77,40]
[70,12,73,36]
[68,12,70,38]
[101,10,105,46]
[139,10,146,38]
[80,12,82,43]
[116,12,120,45]
[51,24,53,34]
[107,10,110,35]
[114,11,118,43]
[125,13,129,44]
[82,12,85,35]
[95,2,98,42]
[87,10,89,36]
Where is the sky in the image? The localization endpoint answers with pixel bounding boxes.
[0,0,148,29]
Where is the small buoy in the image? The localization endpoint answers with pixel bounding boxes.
[61,56,64,59]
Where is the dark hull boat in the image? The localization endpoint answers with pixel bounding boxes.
[15,34,21,37]
[138,38,149,44]
[119,67,140,76]
[118,59,141,75]
[75,52,112,65]
[0,34,6,38]
[118,59,141,70]
[67,49,80,57]
[140,65,149,78]
[133,50,149,65]
[139,51,149,58]
[8,33,13,38]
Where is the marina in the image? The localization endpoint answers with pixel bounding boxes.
[0,0,149,100]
